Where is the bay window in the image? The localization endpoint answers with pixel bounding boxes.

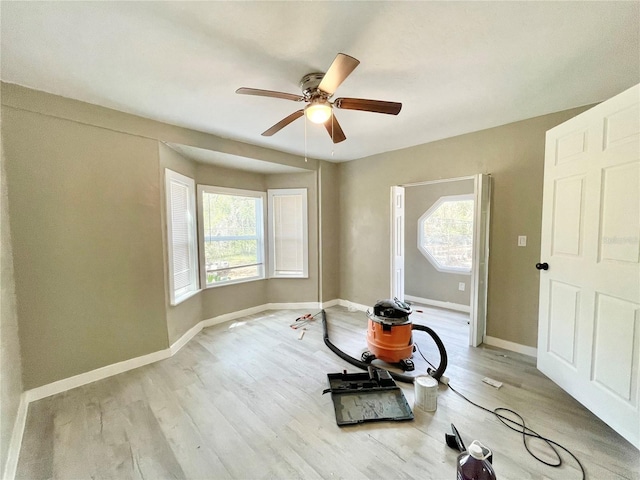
[166,174,309,295]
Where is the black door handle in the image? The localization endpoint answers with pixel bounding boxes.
[536,262,549,271]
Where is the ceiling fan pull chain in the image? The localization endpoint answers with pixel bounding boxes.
[331,112,335,158]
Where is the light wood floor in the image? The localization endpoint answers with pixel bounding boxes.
[16,305,639,479]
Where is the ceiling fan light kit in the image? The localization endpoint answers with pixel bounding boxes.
[305,100,332,124]
[236,53,402,144]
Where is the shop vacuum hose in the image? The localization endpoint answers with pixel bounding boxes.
[321,309,448,383]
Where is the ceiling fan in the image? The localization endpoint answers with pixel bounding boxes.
[236,53,402,144]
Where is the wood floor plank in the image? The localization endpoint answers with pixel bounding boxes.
[51,389,97,480]
[16,305,640,480]
[138,370,232,479]
[15,397,55,479]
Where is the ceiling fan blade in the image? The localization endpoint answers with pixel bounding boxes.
[236,87,304,102]
[324,113,346,144]
[334,97,402,115]
[318,53,360,96]
[261,109,305,136]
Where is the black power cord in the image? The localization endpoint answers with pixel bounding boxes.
[447,383,586,480]
[414,343,586,480]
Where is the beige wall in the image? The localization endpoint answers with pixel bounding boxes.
[196,162,267,192]
[319,161,340,302]
[3,106,169,389]
[339,106,591,348]
[405,179,474,305]
[1,124,24,476]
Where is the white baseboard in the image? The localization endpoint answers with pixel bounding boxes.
[404,295,471,313]
[3,393,28,480]
[267,301,322,311]
[199,302,322,330]
[200,304,268,329]
[337,299,370,312]
[25,348,171,403]
[483,335,537,358]
[321,299,340,309]
[169,322,203,356]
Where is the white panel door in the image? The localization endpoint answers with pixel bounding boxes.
[391,186,405,301]
[538,84,640,448]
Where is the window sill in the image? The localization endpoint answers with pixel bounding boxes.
[430,268,472,276]
[204,276,265,289]
[170,288,201,306]
[270,274,309,279]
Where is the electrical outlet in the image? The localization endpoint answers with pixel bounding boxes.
[518,235,527,247]
[458,282,465,291]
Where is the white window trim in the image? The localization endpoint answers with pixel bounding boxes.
[268,188,309,279]
[197,184,267,288]
[165,169,200,305]
[417,193,474,275]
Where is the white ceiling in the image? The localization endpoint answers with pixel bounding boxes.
[2,1,639,164]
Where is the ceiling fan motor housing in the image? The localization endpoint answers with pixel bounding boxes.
[300,72,327,99]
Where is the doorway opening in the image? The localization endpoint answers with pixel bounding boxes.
[391,174,491,347]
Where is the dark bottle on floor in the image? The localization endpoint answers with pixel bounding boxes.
[456,441,496,480]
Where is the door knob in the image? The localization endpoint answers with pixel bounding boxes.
[536,262,549,271]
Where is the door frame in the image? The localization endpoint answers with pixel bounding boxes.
[391,174,491,347]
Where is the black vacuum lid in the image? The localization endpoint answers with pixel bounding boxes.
[373,298,412,318]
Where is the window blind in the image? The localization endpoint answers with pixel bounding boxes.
[170,182,191,290]
[165,169,199,304]
[268,189,308,278]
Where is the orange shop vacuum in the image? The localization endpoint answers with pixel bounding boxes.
[361,298,416,371]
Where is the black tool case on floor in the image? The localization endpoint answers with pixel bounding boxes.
[326,367,414,426]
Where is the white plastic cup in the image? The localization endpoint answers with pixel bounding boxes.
[414,375,438,411]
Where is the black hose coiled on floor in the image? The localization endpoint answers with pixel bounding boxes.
[410,323,448,379]
[321,309,448,383]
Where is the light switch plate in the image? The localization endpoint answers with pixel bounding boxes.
[518,235,527,247]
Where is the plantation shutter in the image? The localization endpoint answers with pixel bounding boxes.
[268,189,308,278]
[165,169,199,304]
